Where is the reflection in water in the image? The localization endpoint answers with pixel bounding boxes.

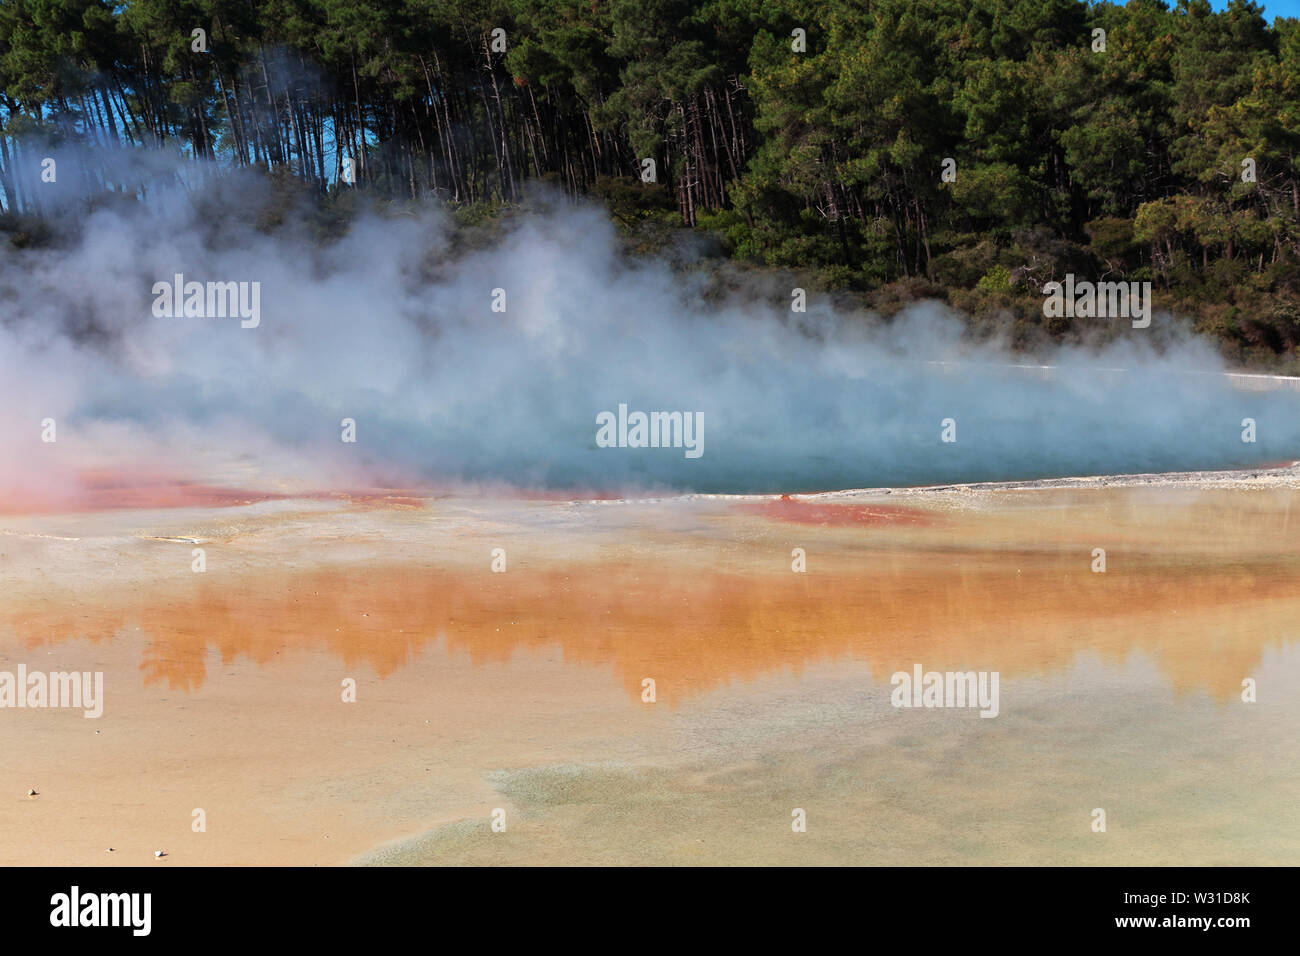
[6,539,1296,702]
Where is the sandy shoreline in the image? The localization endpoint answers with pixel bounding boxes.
[2,472,1298,865]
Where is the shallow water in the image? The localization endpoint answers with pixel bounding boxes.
[1,483,1297,864]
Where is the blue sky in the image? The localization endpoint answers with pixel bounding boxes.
[1199,0,1300,18]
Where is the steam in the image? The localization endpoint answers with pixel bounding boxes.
[2,155,1298,503]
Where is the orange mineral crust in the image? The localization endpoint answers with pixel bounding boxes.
[2,481,1298,866]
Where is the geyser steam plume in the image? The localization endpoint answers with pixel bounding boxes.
[2,165,1298,504]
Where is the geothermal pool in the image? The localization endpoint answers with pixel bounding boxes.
[2,471,1297,865]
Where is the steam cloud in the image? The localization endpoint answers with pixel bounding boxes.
[2,156,1298,504]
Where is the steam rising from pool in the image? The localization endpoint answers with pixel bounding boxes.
[1,159,1297,502]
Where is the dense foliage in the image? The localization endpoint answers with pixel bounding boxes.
[3,0,1300,366]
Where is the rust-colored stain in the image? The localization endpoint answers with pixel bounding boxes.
[739,496,937,526]
[3,487,1297,706]
[4,551,1293,704]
